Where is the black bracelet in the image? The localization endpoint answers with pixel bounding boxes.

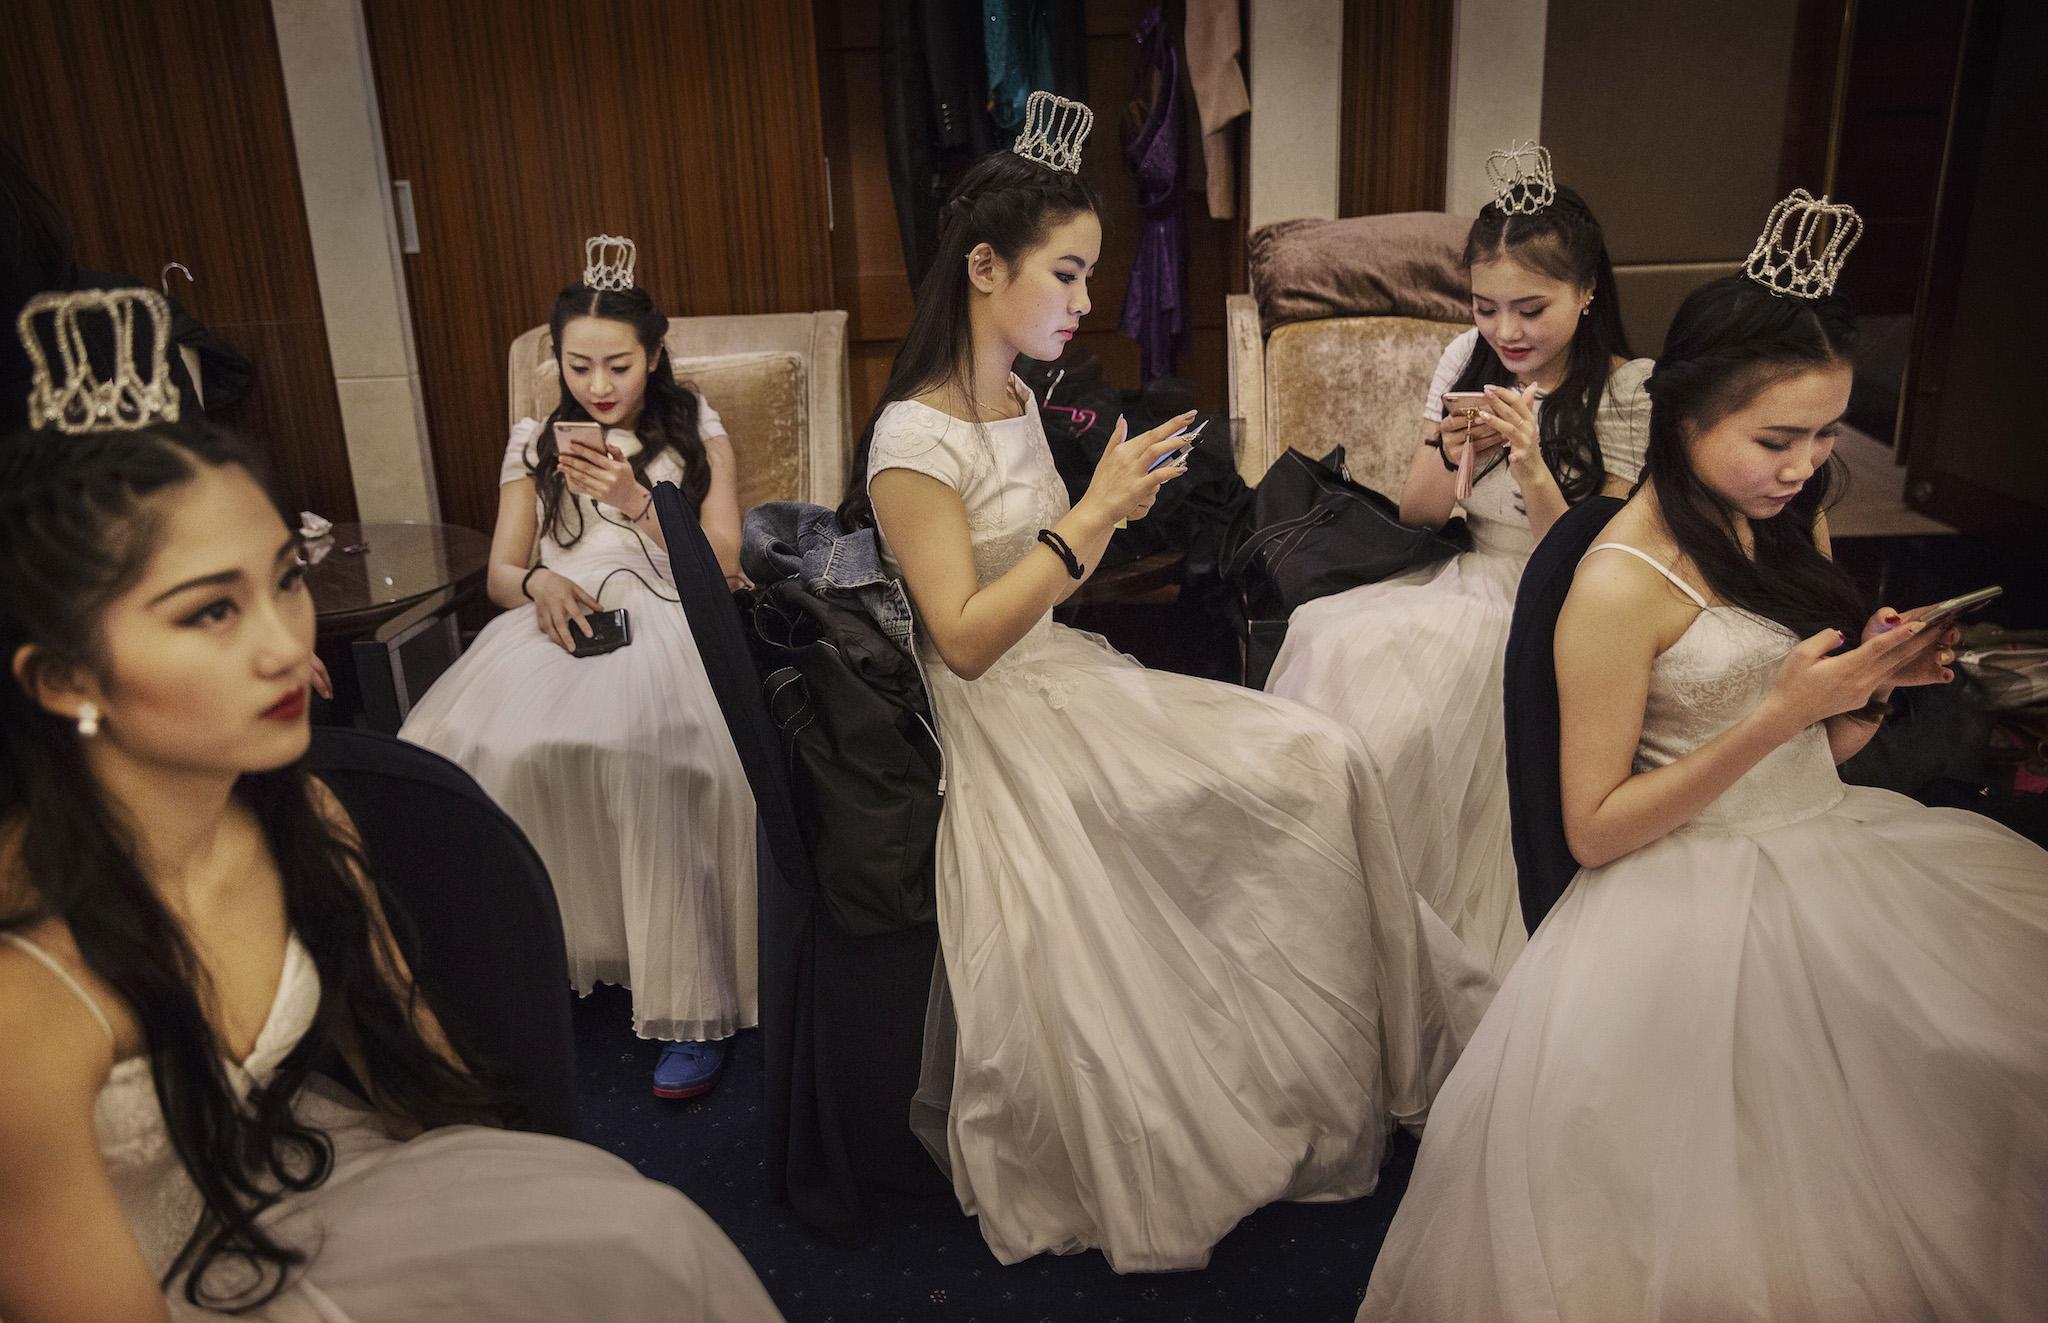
[1036,528,1084,579]
[1423,434,1458,472]
[1845,696,1890,725]
[521,563,547,599]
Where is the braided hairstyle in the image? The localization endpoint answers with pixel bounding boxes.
[837,149,1101,529]
[0,422,508,1310]
[1643,273,1866,638]
[529,284,709,546]
[1451,185,1633,502]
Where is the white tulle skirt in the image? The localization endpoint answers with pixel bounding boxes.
[1360,786,2048,1321]
[167,1081,782,1322]
[401,567,757,1041]
[1267,542,1530,980]
[914,619,1494,1273]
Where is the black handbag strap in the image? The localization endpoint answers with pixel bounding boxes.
[1222,502,1336,580]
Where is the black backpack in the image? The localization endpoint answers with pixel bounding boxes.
[750,579,942,936]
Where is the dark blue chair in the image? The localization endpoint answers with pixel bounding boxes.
[653,484,945,1241]
[304,727,576,1137]
[1504,495,1625,934]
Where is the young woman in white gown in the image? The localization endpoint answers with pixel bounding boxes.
[0,389,779,1320]
[846,96,1494,1275]
[401,251,755,1098]
[1266,149,1651,979]
[1359,200,2048,1321]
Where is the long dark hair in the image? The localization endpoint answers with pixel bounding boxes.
[1644,273,1865,638]
[1451,185,1632,502]
[529,284,708,544]
[0,422,507,1310]
[837,149,1101,529]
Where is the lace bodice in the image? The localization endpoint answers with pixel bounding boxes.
[867,381,1080,698]
[1588,545,1844,834]
[1,932,324,1278]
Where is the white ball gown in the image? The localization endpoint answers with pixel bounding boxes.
[1267,331,1652,979]
[1358,545,2048,1322]
[401,412,756,1042]
[1,927,781,1322]
[867,382,1496,1274]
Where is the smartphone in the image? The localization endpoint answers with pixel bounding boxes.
[553,420,605,458]
[1916,585,2003,626]
[569,607,633,658]
[1439,390,1498,444]
[1147,417,1210,473]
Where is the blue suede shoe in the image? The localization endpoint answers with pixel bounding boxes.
[652,1039,727,1099]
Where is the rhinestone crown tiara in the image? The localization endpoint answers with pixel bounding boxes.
[17,287,182,434]
[1744,190,1862,299]
[1486,140,1555,216]
[1011,90,1093,174]
[583,235,638,292]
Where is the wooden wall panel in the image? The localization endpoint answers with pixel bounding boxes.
[364,0,834,535]
[818,0,1247,450]
[1339,0,1452,216]
[0,0,356,520]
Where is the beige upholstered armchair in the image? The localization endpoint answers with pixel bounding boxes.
[507,311,852,511]
[1225,294,1466,501]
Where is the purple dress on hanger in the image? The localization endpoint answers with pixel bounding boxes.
[1119,7,1186,381]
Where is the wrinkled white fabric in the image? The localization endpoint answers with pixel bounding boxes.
[403,412,756,1041]
[869,385,1494,1272]
[1360,573,2048,1321]
[1269,333,1653,978]
[18,930,781,1321]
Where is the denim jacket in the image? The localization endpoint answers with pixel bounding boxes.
[740,502,917,654]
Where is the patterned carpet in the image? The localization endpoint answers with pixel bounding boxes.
[570,982,1417,1323]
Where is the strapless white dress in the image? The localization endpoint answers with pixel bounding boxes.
[1358,548,2048,1321]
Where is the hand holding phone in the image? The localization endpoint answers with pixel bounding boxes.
[553,420,604,458]
[1147,417,1209,473]
[1876,585,2003,631]
[1439,391,1500,447]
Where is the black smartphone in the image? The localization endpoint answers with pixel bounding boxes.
[569,607,632,658]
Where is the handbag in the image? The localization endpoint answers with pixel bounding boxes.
[751,579,941,936]
[1221,445,1470,688]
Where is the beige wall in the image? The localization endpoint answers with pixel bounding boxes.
[271,0,439,523]
[1540,0,1799,354]
[1447,0,1547,218]
[1247,0,1345,229]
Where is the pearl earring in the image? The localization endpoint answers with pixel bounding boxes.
[76,702,100,738]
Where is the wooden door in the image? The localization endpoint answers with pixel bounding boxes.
[363,0,834,535]
[0,0,356,519]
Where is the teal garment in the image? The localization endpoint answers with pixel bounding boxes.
[983,0,1055,132]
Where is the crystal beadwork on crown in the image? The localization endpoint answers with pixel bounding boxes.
[16,288,182,435]
[1743,190,1862,299]
[1010,90,1093,174]
[1485,140,1555,216]
[583,235,638,292]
